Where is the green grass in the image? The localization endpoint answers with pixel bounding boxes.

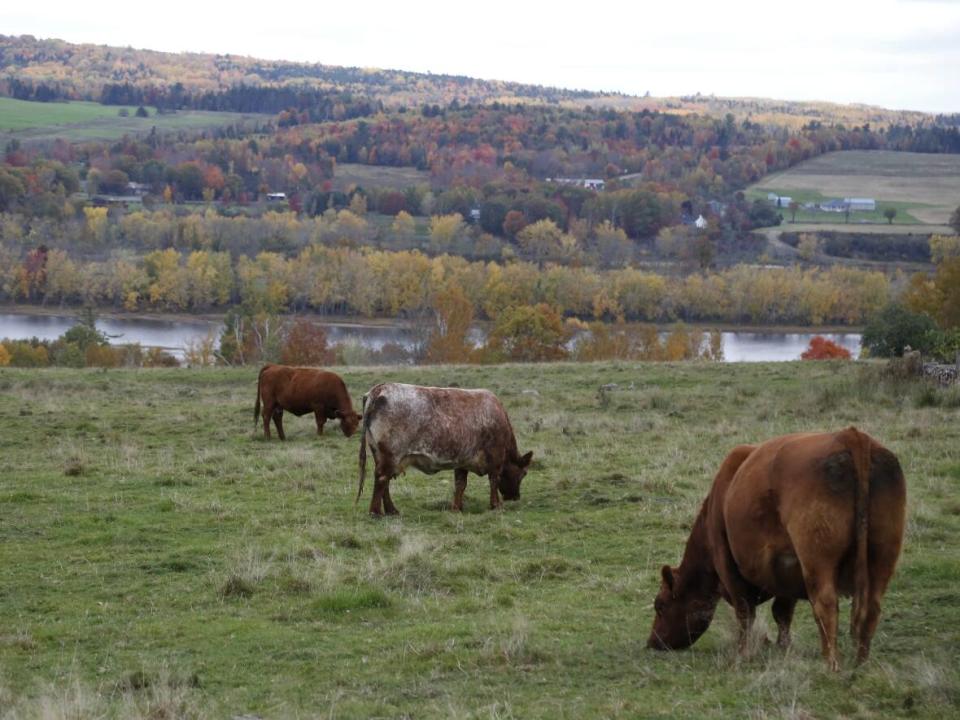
[0,97,266,143]
[1,362,958,718]
[747,187,930,225]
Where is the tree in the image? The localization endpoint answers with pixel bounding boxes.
[797,233,820,262]
[861,303,937,357]
[592,221,632,269]
[883,207,897,224]
[788,200,799,223]
[950,203,960,234]
[486,303,569,362]
[281,318,334,366]
[429,213,465,253]
[0,343,10,366]
[425,284,475,363]
[517,219,579,266]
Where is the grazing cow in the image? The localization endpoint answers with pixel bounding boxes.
[647,427,905,670]
[254,364,361,440]
[356,383,533,516]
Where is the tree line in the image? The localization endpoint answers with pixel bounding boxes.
[0,239,891,327]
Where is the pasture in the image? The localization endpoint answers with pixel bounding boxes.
[332,163,432,192]
[0,97,265,144]
[1,362,958,718]
[748,150,960,225]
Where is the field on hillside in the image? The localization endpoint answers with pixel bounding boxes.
[332,163,433,191]
[0,97,266,144]
[749,150,960,225]
[1,363,959,718]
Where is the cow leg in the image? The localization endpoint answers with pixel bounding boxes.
[855,537,901,663]
[488,474,502,510]
[382,480,400,516]
[806,576,840,671]
[314,410,326,436]
[261,401,273,439]
[369,475,389,516]
[772,597,796,649]
[733,599,757,656]
[273,408,286,441]
[451,469,468,511]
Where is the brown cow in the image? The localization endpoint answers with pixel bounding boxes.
[647,427,905,670]
[356,383,533,516]
[254,364,361,440]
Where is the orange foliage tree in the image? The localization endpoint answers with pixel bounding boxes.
[280,318,334,366]
[801,336,852,360]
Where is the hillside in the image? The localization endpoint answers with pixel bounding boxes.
[2,34,953,131]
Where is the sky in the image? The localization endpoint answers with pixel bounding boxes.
[3,0,959,113]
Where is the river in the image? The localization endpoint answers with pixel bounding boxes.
[0,312,862,362]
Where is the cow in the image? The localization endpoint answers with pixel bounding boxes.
[647,427,906,671]
[254,364,361,440]
[356,383,533,516]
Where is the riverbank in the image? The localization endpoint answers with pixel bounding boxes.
[0,304,865,336]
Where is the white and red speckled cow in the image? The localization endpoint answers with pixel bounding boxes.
[356,383,533,516]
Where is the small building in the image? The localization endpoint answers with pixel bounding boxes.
[819,199,849,213]
[265,192,287,201]
[91,194,143,207]
[694,214,708,230]
[767,193,792,208]
[547,177,605,192]
[844,197,876,212]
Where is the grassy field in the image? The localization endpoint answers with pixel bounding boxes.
[1,362,958,719]
[333,163,432,191]
[748,150,960,225]
[0,97,266,144]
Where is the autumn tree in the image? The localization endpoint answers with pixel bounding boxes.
[424,283,476,363]
[429,213,465,253]
[591,221,632,269]
[486,303,569,362]
[516,219,579,267]
[280,318,334,366]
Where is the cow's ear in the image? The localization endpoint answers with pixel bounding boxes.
[661,565,674,591]
[519,451,533,467]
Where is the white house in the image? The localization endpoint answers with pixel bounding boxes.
[844,197,876,211]
[266,192,287,201]
[767,193,792,207]
[694,214,708,229]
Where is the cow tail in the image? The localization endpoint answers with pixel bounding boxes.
[846,426,872,642]
[355,393,369,505]
[254,365,266,427]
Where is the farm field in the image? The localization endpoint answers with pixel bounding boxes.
[0,97,266,144]
[748,150,960,225]
[332,163,432,192]
[1,362,959,718]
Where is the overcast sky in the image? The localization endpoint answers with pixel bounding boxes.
[4,0,959,113]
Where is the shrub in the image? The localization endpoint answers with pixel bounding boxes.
[801,336,852,360]
[861,303,938,357]
[0,343,10,366]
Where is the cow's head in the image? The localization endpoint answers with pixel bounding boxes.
[336,410,362,438]
[499,451,533,501]
[646,565,718,651]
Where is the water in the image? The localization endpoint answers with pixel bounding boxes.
[0,312,862,362]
